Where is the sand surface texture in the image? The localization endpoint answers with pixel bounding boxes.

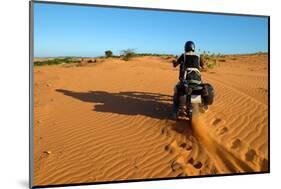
[33,54,268,185]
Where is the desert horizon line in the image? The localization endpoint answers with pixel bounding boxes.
[34,51,268,59]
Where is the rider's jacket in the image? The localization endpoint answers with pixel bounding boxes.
[174,51,204,84]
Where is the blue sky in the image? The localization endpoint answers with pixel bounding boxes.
[34,2,268,57]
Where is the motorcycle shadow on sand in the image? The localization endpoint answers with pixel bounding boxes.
[56,89,194,136]
[56,89,198,174]
[56,89,178,121]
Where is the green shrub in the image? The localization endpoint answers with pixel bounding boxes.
[34,58,73,66]
[134,53,175,57]
[105,50,113,58]
[206,59,217,69]
[200,52,218,69]
[121,49,136,61]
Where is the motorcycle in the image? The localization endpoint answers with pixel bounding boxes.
[175,80,209,124]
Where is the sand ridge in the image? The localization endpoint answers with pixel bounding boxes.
[33,54,268,185]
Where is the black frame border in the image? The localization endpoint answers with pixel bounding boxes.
[29,1,270,188]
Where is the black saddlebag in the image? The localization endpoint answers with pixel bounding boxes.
[202,83,215,105]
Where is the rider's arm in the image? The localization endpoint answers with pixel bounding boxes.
[173,54,184,67]
[199,55,205,69]
[178,54,185,81]
[179,63,185,81]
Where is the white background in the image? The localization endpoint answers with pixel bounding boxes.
[0,0,279,188]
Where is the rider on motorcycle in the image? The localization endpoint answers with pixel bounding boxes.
[172,41,207,119]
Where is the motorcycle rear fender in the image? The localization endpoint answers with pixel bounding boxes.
[191,95,202,104]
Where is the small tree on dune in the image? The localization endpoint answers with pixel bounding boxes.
[121,49,136,61]
[105,50,113,58]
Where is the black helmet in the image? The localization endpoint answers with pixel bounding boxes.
[184,41,195,52]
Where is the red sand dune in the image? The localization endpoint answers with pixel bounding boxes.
[33,54,268,185]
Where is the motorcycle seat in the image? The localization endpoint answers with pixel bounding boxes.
[189,84,203,91]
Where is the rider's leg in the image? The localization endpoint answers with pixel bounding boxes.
[201,84,209,112]
[172,83,180,119]
[201,104,209,112]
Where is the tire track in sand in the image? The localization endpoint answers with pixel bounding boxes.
[163,115,256,176]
